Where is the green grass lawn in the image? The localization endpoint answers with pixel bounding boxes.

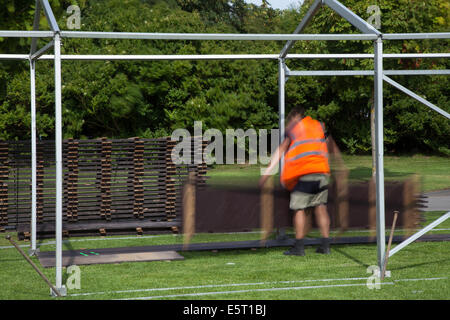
[0,230,449,300]
[0,155,448,300]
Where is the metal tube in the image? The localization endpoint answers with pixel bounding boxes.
[276,58,287,241]
[389,212,450,258]
[383,33,450,40]
[59,31,378,41]
[278,59,286,154]
[383,76,450,119]
[54,33,63,292]
[0,30,447,41]
[287,70,450,76]
[323,0,381,35]
[30,40,54,61]
[30,59,37,254]
[288,53,373,59]
[383,53,450,59]
[287,70,374,76]
[31,53,450,61]
[384,69,450,76]
[0,31,54,38]
[374,37,386,269]
[41,54,280,61]
[40,0,60,32]
[30,0,42,55]
[0,54,29,60]
[279,0,322,58]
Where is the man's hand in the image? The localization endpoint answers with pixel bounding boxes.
[259,136,290,189]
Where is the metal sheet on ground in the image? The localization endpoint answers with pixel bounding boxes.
[422,189,450,211]
[38,250,184,267]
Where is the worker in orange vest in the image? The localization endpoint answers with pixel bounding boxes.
[260,106,331,256]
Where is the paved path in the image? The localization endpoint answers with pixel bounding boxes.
[422,189,450,212]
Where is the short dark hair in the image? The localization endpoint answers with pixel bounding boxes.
[287,106,305,122]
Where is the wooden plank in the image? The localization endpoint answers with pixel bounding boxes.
[368,177,376,240]
[37,251,184,267]
[182,172,196,249]
[260,175,274,244]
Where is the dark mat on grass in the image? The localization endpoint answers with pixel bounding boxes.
[37,233,450,268]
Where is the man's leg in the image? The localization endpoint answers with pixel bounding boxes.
[314,204,331,254]
[314,204,330,238]
[284,209,306,256]
[294,209,306,239]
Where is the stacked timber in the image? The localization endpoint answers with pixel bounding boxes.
[100,138,112,221]
[0,141,8,231]
[0,138,207,239]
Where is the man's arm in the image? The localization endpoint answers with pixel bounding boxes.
[326,135,347,172]
[259,137,291,187]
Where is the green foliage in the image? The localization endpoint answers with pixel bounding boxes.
[285,0,450,154]
[0,0,448,155]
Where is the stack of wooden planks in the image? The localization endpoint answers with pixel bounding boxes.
[0,137,207,239]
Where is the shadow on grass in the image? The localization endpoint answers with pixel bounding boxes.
[388,258,450,271]
[332,246,370,268]
[60,239,79,285]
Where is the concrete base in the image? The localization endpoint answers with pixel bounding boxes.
[28,248,40,257]
[50,285,67,297]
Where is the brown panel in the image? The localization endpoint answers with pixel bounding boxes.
[186,180,420,234]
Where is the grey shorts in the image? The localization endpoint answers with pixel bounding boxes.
[289,173,330,211]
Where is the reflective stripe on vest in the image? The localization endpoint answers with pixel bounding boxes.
[288,150,328,162]
[289,138,326,150]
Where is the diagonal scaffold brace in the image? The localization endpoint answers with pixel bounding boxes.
[5,235,62,297]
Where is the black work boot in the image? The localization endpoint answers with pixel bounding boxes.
[284,239,305,256]
[316,237,331,254]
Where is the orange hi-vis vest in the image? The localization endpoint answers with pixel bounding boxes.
[281,116,330,191]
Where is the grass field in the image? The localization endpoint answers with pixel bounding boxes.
[207,154,450,192]
[0,155,448,300]
[0,228,449,300]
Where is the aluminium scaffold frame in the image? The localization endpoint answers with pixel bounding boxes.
[0,0,449,296]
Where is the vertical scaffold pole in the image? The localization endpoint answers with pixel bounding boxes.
[278,58,286,153]
[30,59,37,255]
[277,58,286,240]
[29,0,41,256]
[374,36,386,269]
[54,32,65,295]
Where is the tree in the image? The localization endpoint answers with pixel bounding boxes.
[0,0,448,156]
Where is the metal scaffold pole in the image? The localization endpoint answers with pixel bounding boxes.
[278,58,286,146]
[29,59,37,255]
[374,36,386,269]
[53,32,66,296]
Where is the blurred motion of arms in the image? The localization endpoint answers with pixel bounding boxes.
[259,137,291,187]
[326,135,348,174]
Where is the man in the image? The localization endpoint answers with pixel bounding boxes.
[259,106,331,256]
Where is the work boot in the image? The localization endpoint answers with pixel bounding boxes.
[284,239,305,256]
[316,237,331,254]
